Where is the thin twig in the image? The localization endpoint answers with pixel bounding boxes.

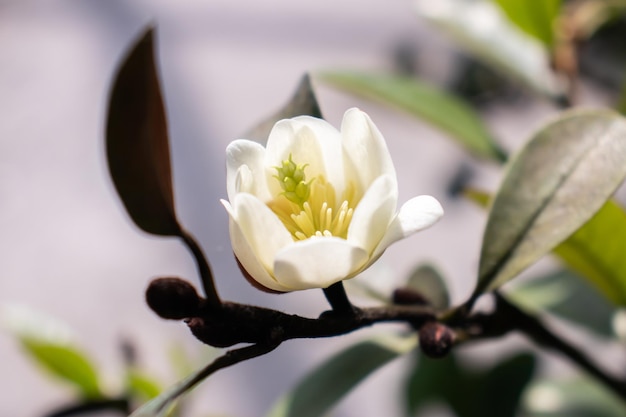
[130,343,279,417]
[180,230,221,308]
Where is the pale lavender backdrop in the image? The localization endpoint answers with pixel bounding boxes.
[0,0,587,416]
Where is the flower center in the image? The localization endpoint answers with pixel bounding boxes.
[269,156,357,241]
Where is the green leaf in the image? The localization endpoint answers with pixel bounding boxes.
[474,110,626,297]
[129,364,207,417]
[552,200,626,305]
[127,369,163,400]
[406,351,535,417]
[267,336,416,417]
[21,338,101,398]
[523,378,626,417]
[406,264,450,310]
[318,72,506,162]
[466,188,626,306]
[494,0,561,47]
[243,74,322,144]
[1,305,102,398]
[414,0,564,100]
[106,28,181,236]
[509,269,615,336]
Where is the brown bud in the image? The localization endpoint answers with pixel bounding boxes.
[419,321,454,358]
[146,277,201,320]
[392,287,429,306]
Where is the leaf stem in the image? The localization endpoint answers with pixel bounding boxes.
[323,282,356,315]
[180,230,221,308]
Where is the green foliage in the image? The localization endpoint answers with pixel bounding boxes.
[524,378,626,417]
[317,72,506,162]
[21,338,102,399]
[474,110,626,296]
[414,0,563,100]
[405,264,450,310]
[127,369,163,401]
[467,188,626,307]
[406,351,536,417]
[509,269,615,336]
[267,336,416,417]
[552,200,626,305]
[493,0,561,47]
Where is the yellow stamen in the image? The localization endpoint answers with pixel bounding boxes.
[268,156,358,241]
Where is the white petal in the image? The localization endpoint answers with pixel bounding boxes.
[265,118,344,195]
[226,140,270,202]
[274,237,368,290]
[221,199,291,292]
[231,193,293,273]
[371,195,444,260]
[341,108,397,192]
[347,175,398,254]
[292,116,345,191]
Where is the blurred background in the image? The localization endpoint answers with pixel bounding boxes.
[2,0,625,416]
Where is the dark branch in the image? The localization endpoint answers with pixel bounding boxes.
[146,278,626,402]
[464,293,626,400]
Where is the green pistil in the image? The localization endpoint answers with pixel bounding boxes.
[274,154,312,206]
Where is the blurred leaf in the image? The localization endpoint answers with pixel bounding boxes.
[243,74,322,144]
[467,188,626,306]
[552,200,626,305]
[1,305,102,398]
[474,110,626,296]
[106,28,181,236]
[509,269,615,336]
[267,335,416,417]
[406,351,535,417]
[127,370,163,400]
[493,0,561,47]
[523,378,626,417]
[318,72,506,162]
[22,338,101,398]
[414,0,564,100]
[406,264,450,310]
[129,363,209,417]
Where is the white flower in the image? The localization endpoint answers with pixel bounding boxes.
[221,108,443,292]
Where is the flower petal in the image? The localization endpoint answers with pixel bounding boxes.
[347,174,398,254]
[226,140,270,202]
[231,193,293,273]
[371,195,443,260]
[221,199,290,292]
[341,108,397,193]
[274,237,368,290]
[265,117,344,195]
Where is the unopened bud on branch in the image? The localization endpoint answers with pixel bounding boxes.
[146,277,202,320]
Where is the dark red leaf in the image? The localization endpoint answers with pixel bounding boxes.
[106,28,181,236]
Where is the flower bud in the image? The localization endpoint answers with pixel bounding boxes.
[392,287,429,306]
[419,321,454,359]
[146,277,201,320]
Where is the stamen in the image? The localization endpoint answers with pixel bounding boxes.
[269,165,359,241]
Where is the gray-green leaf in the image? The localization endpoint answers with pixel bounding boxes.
[267,336,416,417]
[242,74,322,144]
[414,0,563,100]
[318,72,505,162]
[474,110,626,296]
